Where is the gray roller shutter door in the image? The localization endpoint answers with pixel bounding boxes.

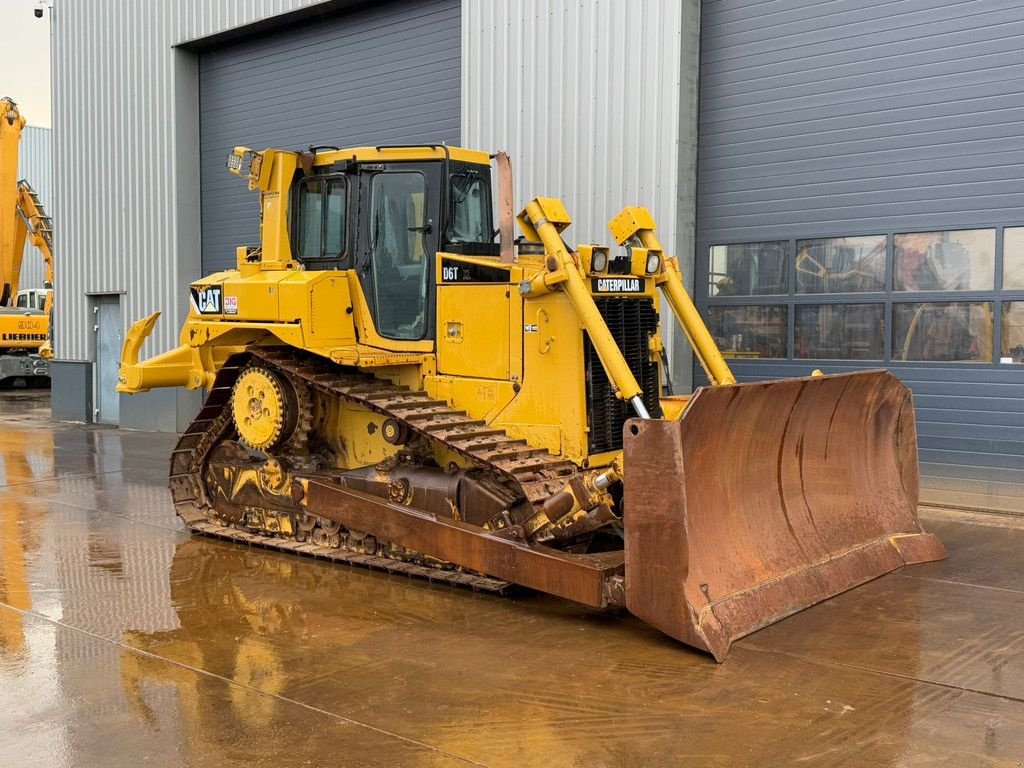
[697,0,1024,242]
[198,0,460,274]
[696,0,1024,513]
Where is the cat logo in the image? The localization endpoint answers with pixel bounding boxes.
[190,285,222,315]
[592,277,643,294]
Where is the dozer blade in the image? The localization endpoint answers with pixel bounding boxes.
[623,370,946,661]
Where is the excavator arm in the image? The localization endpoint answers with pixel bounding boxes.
[0,98,55,360]
[16,181,54,358]
[0,98,28,306]
[17,181,53,289]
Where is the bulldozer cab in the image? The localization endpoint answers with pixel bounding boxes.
[289,155,495,343]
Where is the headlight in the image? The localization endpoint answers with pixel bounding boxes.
[226,153,242,171]
[592,249,609,273]
[645,251,662,274]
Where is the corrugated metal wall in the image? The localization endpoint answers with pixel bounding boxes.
[464,0,683,247]
[696,0,1024,513]
[462,0,695,384]
[697,0,1024,243]
[199,0,460,274]
[52,0,331,362]
[17,126,51,291]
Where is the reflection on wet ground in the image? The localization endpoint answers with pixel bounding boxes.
[1,391,1022,767]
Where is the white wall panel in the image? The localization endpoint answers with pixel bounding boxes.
[174,0,330,45]
[17,126,51,291]
[462,0,695,384]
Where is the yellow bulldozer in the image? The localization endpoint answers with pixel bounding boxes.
[118,144,945,660]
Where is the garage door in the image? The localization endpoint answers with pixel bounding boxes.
[695,0,1024,513]
[198,0,461,274]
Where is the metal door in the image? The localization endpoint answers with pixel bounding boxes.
[93,296,121,424]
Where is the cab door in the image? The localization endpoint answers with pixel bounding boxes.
[355,162,442,342]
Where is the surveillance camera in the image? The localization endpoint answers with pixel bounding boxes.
[34,7,43,17]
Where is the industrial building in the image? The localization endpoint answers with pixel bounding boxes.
[2,3,1022,765]
[49,0,1022,517]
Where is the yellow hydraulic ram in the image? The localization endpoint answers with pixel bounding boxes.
[517,197,652,419]
[609,206,736,387]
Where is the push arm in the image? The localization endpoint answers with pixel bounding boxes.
[517,197,651,418]
[608,207,736,386]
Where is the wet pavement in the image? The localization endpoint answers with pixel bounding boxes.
[0,389,1022,767]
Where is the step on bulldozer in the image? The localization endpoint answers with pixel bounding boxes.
[118,145,945,660]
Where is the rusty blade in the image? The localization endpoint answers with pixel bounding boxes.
[299,478,625,609]
[623,370,946,662]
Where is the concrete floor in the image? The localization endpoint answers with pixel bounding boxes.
[0,390,1023,767]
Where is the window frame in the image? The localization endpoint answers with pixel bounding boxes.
[290,172,351,264]
[794,302,886,362]
[444,162,495,249]
[705,304,789,360]
[354,161,443,343]
[794,234,887,295]
[707,240,791,297]
[892,228,996,293]
[699,222,1024,367]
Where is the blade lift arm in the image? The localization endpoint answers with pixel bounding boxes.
[516,197,651,420]
[608,207,736,387]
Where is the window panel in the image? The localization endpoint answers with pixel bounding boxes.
[893,229,995,291]
[795,303,884,360]
[448,172,492,244]
[295,178,323,259]
[892,302,993,362]
[707,305,787,359]
[796,235,885,293]
[323,180,346,257]
[370,172,429,340]
[708,241,789,296]
[1003,228,1024,290]
[1002,302,1024,364]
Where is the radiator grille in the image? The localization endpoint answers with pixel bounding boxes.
[584,298,663,454]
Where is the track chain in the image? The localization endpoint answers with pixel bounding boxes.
[169,347,579,592]
[188,521,509,592]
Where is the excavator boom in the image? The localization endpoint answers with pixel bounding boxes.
[0,98,54,376]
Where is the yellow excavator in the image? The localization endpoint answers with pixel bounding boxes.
[118,144,945,660]
[0,97,54,385]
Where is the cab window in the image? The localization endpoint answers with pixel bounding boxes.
[293,176,347,260]
[369,171,430,339]
[447,170,492,245]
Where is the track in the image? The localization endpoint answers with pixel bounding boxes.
[169,347,581,592]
